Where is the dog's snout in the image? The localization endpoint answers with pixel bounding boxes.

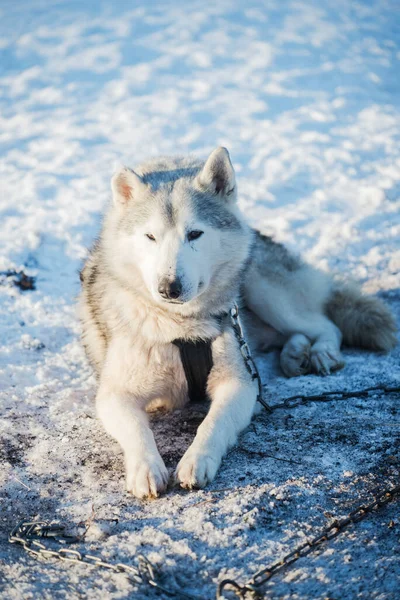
[158,278,182,300]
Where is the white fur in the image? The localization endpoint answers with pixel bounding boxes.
[244,262,344,375]
[120,221,223,306]
[79,147,396,499]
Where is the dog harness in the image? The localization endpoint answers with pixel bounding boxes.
[172,305,270,410]
[172,338,214,403]
[172,313,226,403]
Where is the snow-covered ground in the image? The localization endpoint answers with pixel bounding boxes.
[1,0,399,598]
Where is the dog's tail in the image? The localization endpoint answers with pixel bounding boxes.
[325,282,397,351]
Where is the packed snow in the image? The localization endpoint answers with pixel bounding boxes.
[0,0,399,598]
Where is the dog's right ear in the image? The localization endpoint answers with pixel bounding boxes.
[111,165,147,205]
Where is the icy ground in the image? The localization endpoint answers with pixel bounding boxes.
[0,0,399,598]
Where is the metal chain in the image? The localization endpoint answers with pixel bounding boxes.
[226,304,400,598]
[267,384,400,411]
[230,303,400,413]
[230,304,272,412]
[9,521,200,600]
[217,482,400,599]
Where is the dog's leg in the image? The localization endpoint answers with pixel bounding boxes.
[175,380,256,489]
[96,386,169,498]
[245,269,345,376]
[280,333,311,377]
[309,319,345,375]
[278,316,344,376]
[175,331,257,489]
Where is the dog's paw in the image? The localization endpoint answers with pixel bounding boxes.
[311,342,345,376]
[280,334,311,378]
[125,455,169,499]
[175,449,220,490]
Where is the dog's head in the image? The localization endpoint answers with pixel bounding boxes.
[106,147,251,313]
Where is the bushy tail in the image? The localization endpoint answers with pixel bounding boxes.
[325,283,397,351]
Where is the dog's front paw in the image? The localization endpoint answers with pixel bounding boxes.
[311,342,345,376]
[125,455,169,499]
[175,449,220,490]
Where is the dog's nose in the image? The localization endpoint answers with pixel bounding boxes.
[158,278,182,300]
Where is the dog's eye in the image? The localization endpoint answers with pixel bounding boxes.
[146,233,156,242]
[187,230,204,242]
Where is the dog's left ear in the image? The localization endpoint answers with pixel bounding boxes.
[196,147,236,199]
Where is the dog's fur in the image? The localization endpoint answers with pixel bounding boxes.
[79,147,397,498]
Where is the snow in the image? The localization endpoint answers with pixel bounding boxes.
[0,0,399,598]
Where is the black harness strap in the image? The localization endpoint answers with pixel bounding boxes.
[172,338,213,403]
[172,307,270,410]
[172,313,227,403]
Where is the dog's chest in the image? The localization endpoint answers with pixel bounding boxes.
[109,292,224,406]
[119,336,188,407]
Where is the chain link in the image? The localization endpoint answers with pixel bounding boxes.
[230,304,272,412]
[217,483,400,599]
[9,520,200,599]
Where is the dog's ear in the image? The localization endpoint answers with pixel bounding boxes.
[111,165,147,205]
[196,147,236,199]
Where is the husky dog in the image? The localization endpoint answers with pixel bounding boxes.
[79,147,397,498]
